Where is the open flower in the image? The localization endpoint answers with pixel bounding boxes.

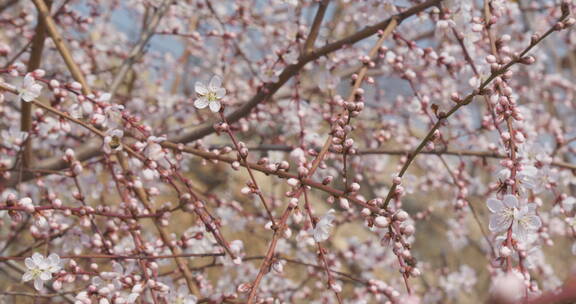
[103,129,124,154]
[168,284,198,304]
[513,204,542,241]
[487,195,541,240]
[22,253,62,291]
[487,195,518,233]
[313,209,336,242]
[194,75,226,112]
[145,136,166,161]
[18,74,42,102]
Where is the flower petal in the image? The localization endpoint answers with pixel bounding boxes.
[215,88,226,99]
[195,82,207,95]
[489,214,511,232]
[503,195,518,208]
[32,253,44,265]
[209,75,222,91]
[22,271,34,282]
[487,198,504,213]
[25,257,35,269]
[47,253,60,266]
[194,97,209,109]
[512,221,527,241]
[39,271,52,281]
[34,278,44,291]
[523,215,542,230]
[209,101,221,113]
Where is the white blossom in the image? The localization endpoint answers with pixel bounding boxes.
[487,195,518,232]
[313,209,335,242]
[490,270,526,303]
[1,126,28,150]
[145,136,166,161]
[22,253,62,291]
[513,204,542,241]
[168,284,197,304]
[18,74,42,102]
[194,75,226,112]
[487,195,541,241]
[103,129,124,154]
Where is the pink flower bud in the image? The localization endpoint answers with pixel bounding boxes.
[394,210,409,222]
[374,216,390,228]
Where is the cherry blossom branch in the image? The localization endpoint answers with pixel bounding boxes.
[218,111,276,225]
[0,252,223,261]
[302,188,344,303]
[173,0,441,144]
[115,153,201,296]
[436,155,495,256]
[1,0,444,189]
[184,255,369,285]
[244,14,402,302]
[199,145,576,170]
[162,142,379,212]
[381,12,571,209]
[245,135,336,303]
[0,81,240,271]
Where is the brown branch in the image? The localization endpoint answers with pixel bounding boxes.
[21,1,52,169]
[0,0,18,14]
[303,0,330,54]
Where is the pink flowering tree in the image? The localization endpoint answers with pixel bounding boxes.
[1,0,576,303]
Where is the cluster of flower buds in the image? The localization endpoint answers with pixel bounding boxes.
[257,156,290,173]
[62,148,84,176]
[377,209,419,279]
[367,279,402,303]
[330,117,356,154]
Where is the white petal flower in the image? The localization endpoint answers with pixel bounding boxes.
[563,196,576,212]
[313,209,335,242]
[194,96,209,109]
[22,253,62,291]
[145,142,164,161]
[209,99,221,112]
[487,195,518,232]
[208,75,221,91]
[512,204,541,241]
[1,126,28,150]
[195,82,208,95]
[103,129,124,154]
[194,75,226,112]
[169,284,198,304]
[18,74,42,102]
[487,195,541,240]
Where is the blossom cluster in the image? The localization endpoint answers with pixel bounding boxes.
[0,0,576,303]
